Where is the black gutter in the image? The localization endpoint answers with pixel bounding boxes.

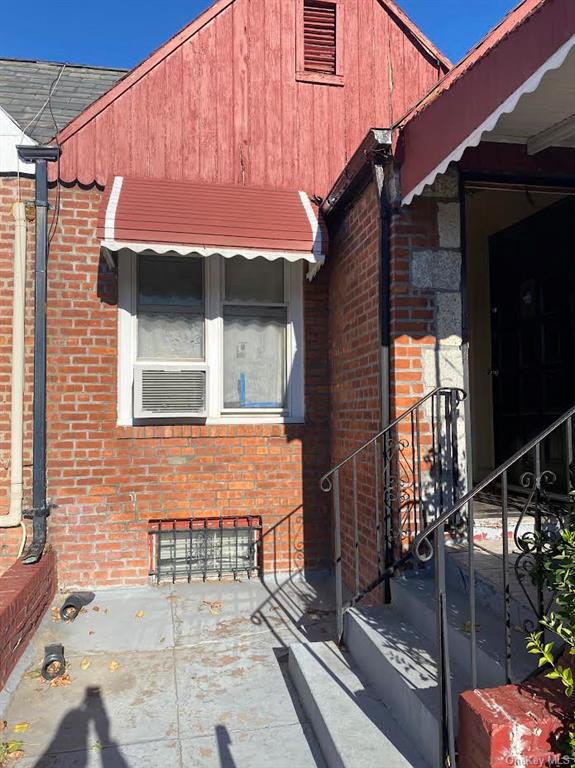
[321,128,392,216]
[16,144,60,565]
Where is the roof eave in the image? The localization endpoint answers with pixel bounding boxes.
[378,0,452,72]
[55,0,235,146]
[321,129,393,217]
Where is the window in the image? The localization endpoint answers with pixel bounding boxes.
[117,252,304,425]
[296,0,343,86]
[223,258,287,409]
[137,255,204,360]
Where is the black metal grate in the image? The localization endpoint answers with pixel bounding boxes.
[148,516,262,583]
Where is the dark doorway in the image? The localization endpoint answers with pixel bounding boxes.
[489,197,575,487]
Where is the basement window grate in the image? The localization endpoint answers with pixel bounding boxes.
[148,516,262,583]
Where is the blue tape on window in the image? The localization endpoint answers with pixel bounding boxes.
[238,373,281,408]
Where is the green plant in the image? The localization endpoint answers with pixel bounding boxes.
[526,527,575,758]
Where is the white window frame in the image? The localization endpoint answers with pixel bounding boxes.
[117,250,305,426]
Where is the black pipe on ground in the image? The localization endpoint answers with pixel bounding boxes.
[16,145,60,565]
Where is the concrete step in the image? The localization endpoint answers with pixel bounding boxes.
[289,640,429,768]
[444,545,539,634]
[391,569,534,686]
[344,604,467,768]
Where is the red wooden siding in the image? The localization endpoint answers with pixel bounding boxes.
[54,0,448,197]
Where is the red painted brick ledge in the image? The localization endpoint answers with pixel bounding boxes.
[459,658,575,767]
[0,548,57,691]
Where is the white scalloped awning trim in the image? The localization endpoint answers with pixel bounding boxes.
[101,239,325,281]
[402,33,575,206]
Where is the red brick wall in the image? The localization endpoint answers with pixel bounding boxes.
[0,548,56,691]
[327,179,382,594]
[459,669,575,767]
[0,179,331,587]
[326,182,452,595]
[389,196,437,419]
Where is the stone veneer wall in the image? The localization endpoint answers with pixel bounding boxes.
[390,167,468,509]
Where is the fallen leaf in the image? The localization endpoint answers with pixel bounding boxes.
[462,621,481,634]
[0,719,6,732]
[91,741,102,752]
[12,723,28,734]
[104,609,108,615]
[50,674,71,688]
[92,606,100,613]
[6,740,23,754]
[80,659,91,671]
[109,661,119,672]
[8,749,25,760]
[202,600,223,616]
[46,661,64,679]
[26,670,42,680]
[88,631,95,636]
[159,637,166,644]
[135,610,144,619]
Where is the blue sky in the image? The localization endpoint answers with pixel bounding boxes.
[1,0,518,69]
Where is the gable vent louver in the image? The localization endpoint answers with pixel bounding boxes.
[134,363,208,419]
[303,1,337,75]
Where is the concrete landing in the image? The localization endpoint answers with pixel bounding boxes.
[1,574,333,768]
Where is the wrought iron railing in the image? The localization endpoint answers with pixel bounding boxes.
[322,390,575,766]
[412,402,575,766]
[320,387,466,641]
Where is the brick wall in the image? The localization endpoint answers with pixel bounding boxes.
[389,195,437,417]
[0,179,331,587]
[327,179,383,595]
[0,547,56,691]
[458,664,575,767]
[389,171,467,511]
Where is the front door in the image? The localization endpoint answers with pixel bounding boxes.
[489,197,575,488]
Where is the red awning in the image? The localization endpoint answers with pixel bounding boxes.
[97,177,327,277]
[398,0,575,204]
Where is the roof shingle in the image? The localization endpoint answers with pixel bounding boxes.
[0,58,127,144]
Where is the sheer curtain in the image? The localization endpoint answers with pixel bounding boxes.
[223,256,287,409]
[137,254,204,361]
[223,309,286,408]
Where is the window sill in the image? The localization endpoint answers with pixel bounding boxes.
[296,71,344,87]
[114,419,305,440]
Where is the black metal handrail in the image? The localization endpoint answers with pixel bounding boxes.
[319,387,465,492]
[320,386,466,641]
[413,402,575,561]
[411,401,575,767]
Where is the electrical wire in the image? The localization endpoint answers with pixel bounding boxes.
[47,80,63,245]
[16,63,66,201]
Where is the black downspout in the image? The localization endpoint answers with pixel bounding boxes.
[374,159,393,603]
[378,171,392,433]
[16,145,60,565]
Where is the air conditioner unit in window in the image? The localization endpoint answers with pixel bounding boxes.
[133,362,208,419]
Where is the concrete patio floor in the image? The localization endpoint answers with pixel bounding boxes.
[1,574,334,767]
